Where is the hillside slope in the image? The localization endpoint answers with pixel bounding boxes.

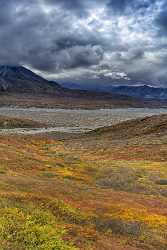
[89,114,167,139]
[0,65,63,94]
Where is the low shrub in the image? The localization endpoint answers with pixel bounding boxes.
[0,206,78,250]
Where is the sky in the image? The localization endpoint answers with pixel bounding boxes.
[0,0,167,86]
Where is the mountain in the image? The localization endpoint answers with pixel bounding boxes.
[0,65,164,108]
[109,85,167,100]
[61,82,167,100]
[0,65,63,93]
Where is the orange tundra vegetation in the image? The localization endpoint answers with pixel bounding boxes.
[1,115,167,249]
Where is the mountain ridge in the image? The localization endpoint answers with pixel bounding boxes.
[61,82,167,100]
[0,65,63,93]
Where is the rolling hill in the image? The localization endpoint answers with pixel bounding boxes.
[89,113,167,139]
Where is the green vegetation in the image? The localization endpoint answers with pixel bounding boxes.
[0,199,77,250]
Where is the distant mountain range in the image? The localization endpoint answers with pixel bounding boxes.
[0,65,166,108]
[0,65,140,99]
[61,82,167,100]
[107,85,167,100]
[0,65,148,108]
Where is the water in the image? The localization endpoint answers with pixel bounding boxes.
[0,107,167,134]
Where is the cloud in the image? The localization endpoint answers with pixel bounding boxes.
[0,0,166,86]
[107,0,134,13]
[107,0,154,14]
[155,1,167,35]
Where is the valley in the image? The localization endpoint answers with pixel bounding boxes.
[0,67,166,249]
[0,107,167,133]
[0,63,166,250]
[1,0,167,249]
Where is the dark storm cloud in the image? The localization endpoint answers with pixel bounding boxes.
[107,0,134,13]
[107,0,154,14]
[115,49,145,63]
[0,0,167,85]
[156,11,167,31]
[155,1,167,35]
[45,0,83,11]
